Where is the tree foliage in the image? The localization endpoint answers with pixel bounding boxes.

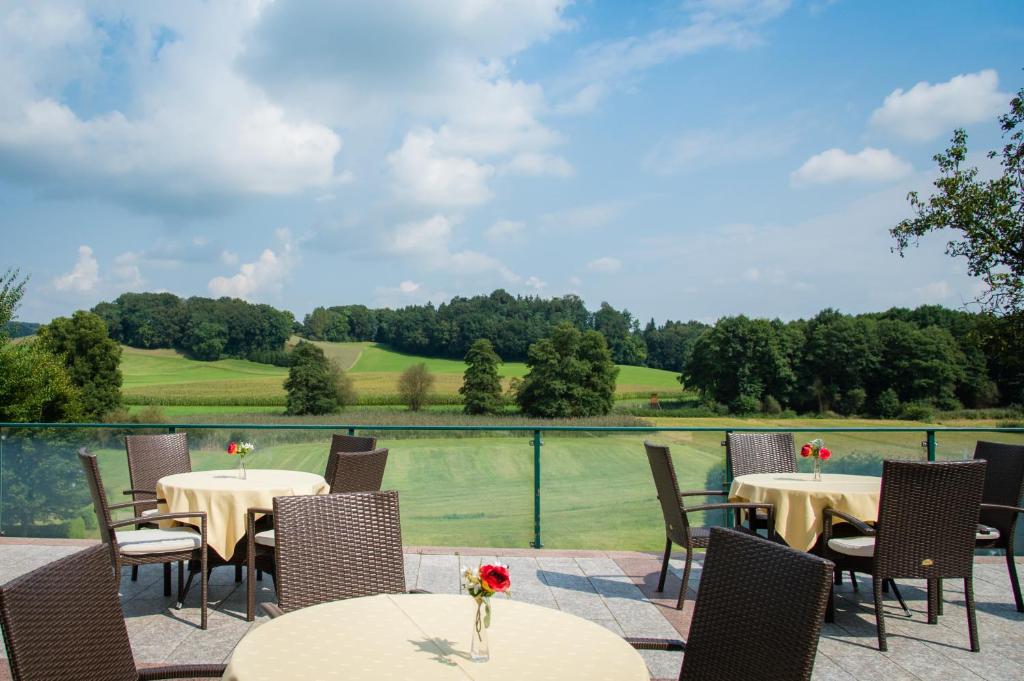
[398,363,435,412]
[516,323,619,417]
[1,268,28,344]
[460,339,504,415]
[37,311,123,419]
[891,87,1024,317]
[0,342,83,422]
[93,292,294,361]
[284,341,337,415]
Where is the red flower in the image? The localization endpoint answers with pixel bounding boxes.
[227,442,238,455]
[479,564,511,594]
[799,444,812,458]
[819,447,832,460]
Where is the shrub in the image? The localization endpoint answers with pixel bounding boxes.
[730,395,762,415]
[874,388,901,418]
[762,395,782,415]
[284,341,337,415]
[837,388,867,416]
[899,401,935,422]
[399,363,435,412]
[331,361,357,408]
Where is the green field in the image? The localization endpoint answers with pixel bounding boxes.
[30,417,1022,549]
[121,342,684,407]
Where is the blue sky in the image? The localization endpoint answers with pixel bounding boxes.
[2,0,1022,325]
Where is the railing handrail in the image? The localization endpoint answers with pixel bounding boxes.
[1,422,1023,433]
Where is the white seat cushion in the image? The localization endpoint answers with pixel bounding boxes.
[116,527,201,555]
[827,535,876,558]
[254,529,276,547]
[977,524,1001,541]
[140,508,159,518]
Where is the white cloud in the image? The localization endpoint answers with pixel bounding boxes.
[220,251,239,266]
[0,3,343,215]
[387,130,495,207]
[524,275,547,291]
[790,147,912,186]
[208,230,297,300]
[485,219,526,244]
[373,280,448,307]
[111,252,144,289]
[53,244,99,292]
[869,70,1009,141]
[587,256,623,273]
[386,215,520,283]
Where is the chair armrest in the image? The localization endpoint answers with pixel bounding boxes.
[822,508,875,536]
[686,502,772,514]
[408,589,432,594]
[109,499,166,511]
[123,488,157,496]
[678,489,727,498]
[261,602,286,618]
[625,636,686,652]
[981,503,1024,515]
[109,511,206,530]
[137,663,227,679]
[247,507,274,518]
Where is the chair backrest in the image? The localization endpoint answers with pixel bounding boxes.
[78,449,114,546]
[974,440,1024,538]
[323,434,379,483]
[328,448,389,493]
[125,433,192,512]
[0,544,138,681]
[644,442,691,546]
[272,491,406,613]
[726,432,797,478]
[680,528,833,681]
[875,460,986,579]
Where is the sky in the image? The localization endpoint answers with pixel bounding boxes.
[2,0,1023,326]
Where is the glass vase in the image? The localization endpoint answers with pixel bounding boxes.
[470,598,490,662]
[237,456,247,480]
[812,456,822,482]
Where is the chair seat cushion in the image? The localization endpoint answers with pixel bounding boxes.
[254,529,276,547]
[116,527,201,555]
[140,508,159,517]
[976,524,1001,541]
[828,535,876,558]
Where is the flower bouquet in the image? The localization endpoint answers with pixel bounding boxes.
[462,563,511,662]
[227,441,255,479]
[799,438,831,481]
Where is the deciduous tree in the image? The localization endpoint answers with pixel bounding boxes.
[399,363,434,412]
[516,323,618,417]
[460,339,504,415]
[284,341,337,415]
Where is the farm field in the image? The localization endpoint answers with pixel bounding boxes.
[120,342,684,407]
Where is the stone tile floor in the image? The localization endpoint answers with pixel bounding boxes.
[2,539,1023,680]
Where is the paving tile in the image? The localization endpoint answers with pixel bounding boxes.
[3,543,1024,680]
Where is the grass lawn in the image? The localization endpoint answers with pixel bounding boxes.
[120,342,685,407]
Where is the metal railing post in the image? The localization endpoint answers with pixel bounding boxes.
[348,427,356,436]
[722,430,733,527]
[531,429,542,548]
[926,430,936,462]
[168,426,176,434]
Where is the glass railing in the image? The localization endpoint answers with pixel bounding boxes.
[1,422,1021,550]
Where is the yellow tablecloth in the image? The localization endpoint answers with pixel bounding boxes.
[729,473,882,551]
[223,594,650,681]
[156,469,329,560]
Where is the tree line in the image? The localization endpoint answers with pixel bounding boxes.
[684,306,1020,416]
[92,292,294,362]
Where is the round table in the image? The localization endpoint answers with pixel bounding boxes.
[156,469,329,560]
[223,594,650,681]
[728,473,882,552]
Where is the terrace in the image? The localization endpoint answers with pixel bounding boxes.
[1,422,1023,680]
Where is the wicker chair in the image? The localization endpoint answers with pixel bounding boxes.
[245,448,390,620]
[123,433,192,583]
[645,442,774,611]
[973,440,1024,612]
[323,433,378,484]
[262,490,423,618]
[0,544,224,681]
[628,527,834,681]
[726,432,797,478]
[823,460,986,651]
[78,449,209,629]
